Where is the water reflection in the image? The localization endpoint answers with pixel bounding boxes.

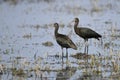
[0,53,120,80]
[56,59,77,80]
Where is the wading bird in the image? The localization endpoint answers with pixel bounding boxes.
[73,18,102,54]
[54,23,77,58]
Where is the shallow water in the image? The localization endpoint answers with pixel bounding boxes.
[0,0,120,80]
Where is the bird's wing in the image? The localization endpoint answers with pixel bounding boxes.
[56,34,70,45]
[56,34,76,48]
[80,28,100,38]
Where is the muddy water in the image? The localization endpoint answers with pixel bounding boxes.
[0,0,120,80]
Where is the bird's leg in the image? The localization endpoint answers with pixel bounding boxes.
[61,47,64,57]
[86,40,89,54]
[101,38,103,46]
[84,39,89,54]
[66,48,68,59]
[84,40,87,54]
[84,44,86,54]
[87,43,88,54]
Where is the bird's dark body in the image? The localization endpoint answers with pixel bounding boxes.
[75,27,101,40]
[55,33,77,49]
[73,18,102,54]
[54,23,77,58]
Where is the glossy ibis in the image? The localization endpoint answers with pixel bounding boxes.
[54,23,77,58]
[73,18,102,54]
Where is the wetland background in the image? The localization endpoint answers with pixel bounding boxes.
[0,0,120,80]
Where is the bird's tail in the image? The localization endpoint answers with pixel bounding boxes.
[68,39,77,50]
[71,43,77,50]
[96,34,102,40]
[97,36,103,46]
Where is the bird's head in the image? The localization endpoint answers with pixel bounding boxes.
[70,18,79,25]
[74,18,79,23]
[54,23,59,28]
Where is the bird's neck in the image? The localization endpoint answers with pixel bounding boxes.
[54,27,59,36]
[74,22,78,30]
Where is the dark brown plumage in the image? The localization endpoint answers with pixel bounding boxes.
[54,23,77,58]
[73,18,102,54]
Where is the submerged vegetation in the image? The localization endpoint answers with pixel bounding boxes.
[0,50,120,79]
[0,0,120,80]
[42,41,53,47]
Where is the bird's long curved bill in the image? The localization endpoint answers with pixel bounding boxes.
[69,20,74,25]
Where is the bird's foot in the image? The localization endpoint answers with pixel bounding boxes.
[62,55,68,58]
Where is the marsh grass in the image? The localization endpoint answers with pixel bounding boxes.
[23,33,32,39]
[42,41,53,47]
[0,50,119,80]
[0,23,120,79]
[0,0,120,80]
[0,22,120,79]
